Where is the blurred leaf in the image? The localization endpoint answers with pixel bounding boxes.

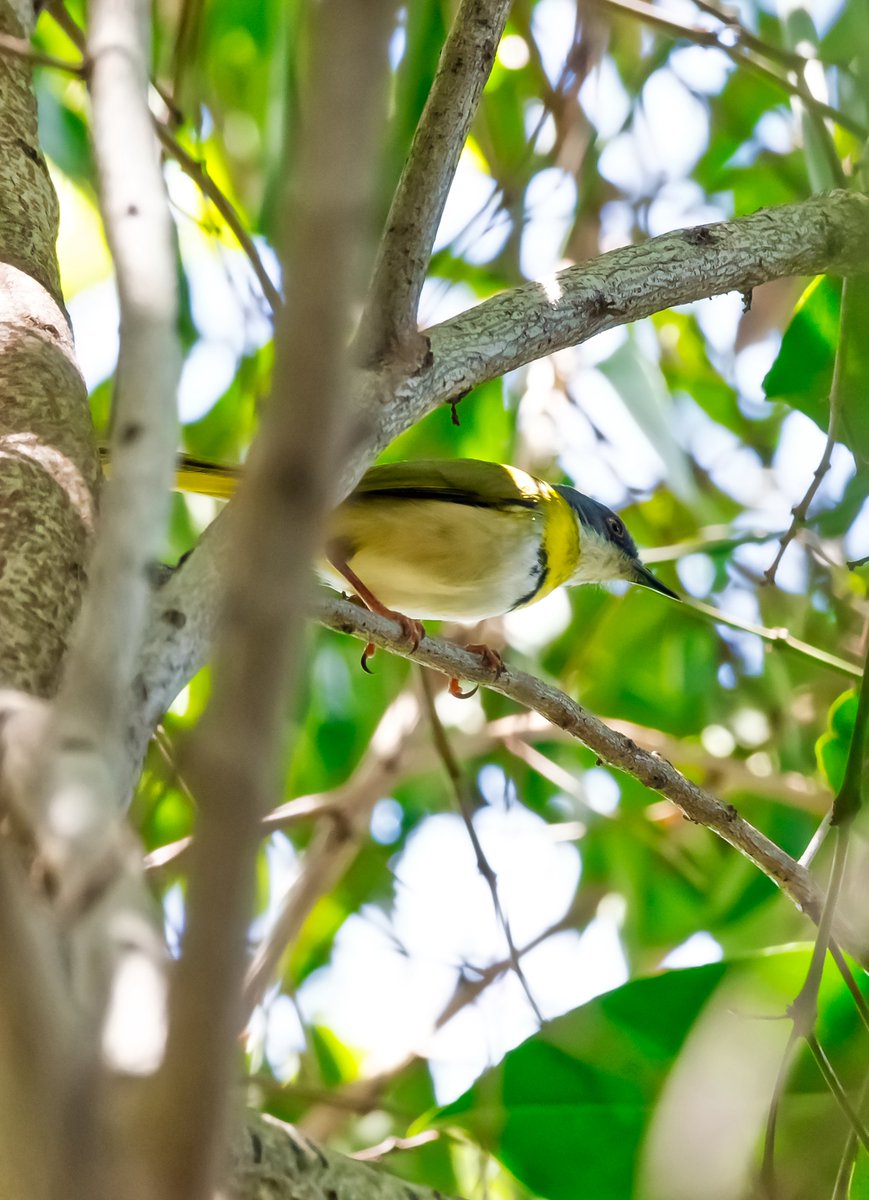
[309,1025,360,1088]
[598,336,701,507]
[838,274,869,469]
[816,689,857,792]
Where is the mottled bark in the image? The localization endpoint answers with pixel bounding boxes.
[0,2,98,696]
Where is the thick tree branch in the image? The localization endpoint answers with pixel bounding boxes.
[142,6,397,1198]
[355,190,869,465]
[357,0,512,364]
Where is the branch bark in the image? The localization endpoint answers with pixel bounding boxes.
[357,0,512,364]
[232,1113,462,1200]
[31,0,180,903]
[0,0,97,697]
[313,594,847,941]
[353,189,869,468]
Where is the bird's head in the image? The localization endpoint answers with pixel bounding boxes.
[554,485,678,600]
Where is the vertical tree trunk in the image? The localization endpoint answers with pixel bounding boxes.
[0,0,98,696]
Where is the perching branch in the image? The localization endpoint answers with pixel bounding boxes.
[315,594,835,930]
[356,0,512,364]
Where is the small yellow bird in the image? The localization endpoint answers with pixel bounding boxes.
[176,455,677,687]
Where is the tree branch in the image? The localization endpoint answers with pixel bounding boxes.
[143,5,397,1198]
[314,594,835,930]
[369,190,869,457]
[33,0,180,900]
[356,0,512,364]
[231,1113,462,1200]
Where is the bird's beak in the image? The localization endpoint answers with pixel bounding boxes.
[631,560,679,600]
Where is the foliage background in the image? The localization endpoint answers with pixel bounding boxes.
[30,0,869,1195]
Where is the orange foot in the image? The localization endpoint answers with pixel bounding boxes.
[360,610,425,674]
[448,643,505,699]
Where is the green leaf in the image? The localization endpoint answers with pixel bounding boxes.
[838,275,869,469]
[816,689,858,792]
[763,275,840,428]
[431,950,861,1200]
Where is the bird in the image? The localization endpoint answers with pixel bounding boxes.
[174,455,678,693]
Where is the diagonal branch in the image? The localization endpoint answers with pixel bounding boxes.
[349,189,869,476]
[314,593,840,935]
[356,0,512,365]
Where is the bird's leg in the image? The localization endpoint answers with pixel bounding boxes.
[327,551,425,673]
[448,644,504,699]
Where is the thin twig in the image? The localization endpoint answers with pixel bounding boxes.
[596,0,866,138]
[765,289,850,584]
[241,691,423,1021]
[48,1,282,317]
[0,30,84,72]
[418,668,545,1024]
[152,122,282,316]
[301,914,574,1143]
[689,0,804,69]
[763,628,869,1182]
[807,1033,869,1154]
[357,0,512,364]
[684,598,862,679]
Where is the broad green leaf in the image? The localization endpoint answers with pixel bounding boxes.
[838,275,869,469]
[431,949,862,1200]
[763,275,840,426]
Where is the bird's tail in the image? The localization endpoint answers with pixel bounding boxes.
[174,455,240,499]
[99,447,241,500]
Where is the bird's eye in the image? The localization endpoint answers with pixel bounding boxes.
[607,516,625,538]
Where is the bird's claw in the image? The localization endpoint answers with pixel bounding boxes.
[448,643,504,699]
[359,613,425,676]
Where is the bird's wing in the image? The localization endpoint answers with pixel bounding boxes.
[352,459,541,510]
